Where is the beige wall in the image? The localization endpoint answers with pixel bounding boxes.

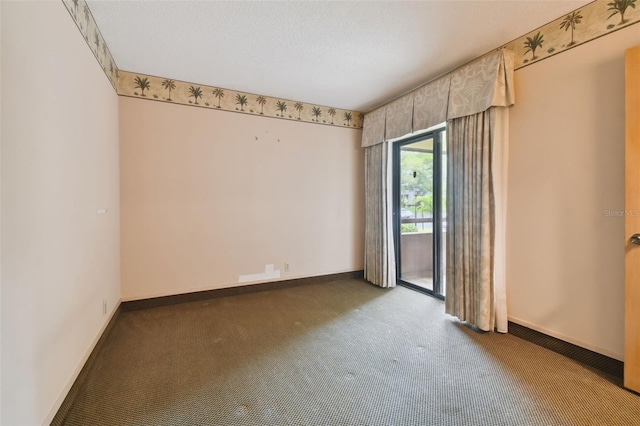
[508,24,640,360]
[1,2,120,424]
[120,97,364,301]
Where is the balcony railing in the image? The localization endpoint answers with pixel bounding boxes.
[399,217,446,291]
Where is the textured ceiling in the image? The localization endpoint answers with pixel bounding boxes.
[87,1,592,112]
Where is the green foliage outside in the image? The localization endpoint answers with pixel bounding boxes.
[400,151,433,214]
[401,224,419,233]
[399,147,447,234]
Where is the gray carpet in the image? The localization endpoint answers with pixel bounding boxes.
[59,279,640,425]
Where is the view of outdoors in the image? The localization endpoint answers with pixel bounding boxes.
[400,146,434,233]
[397,132,446,296]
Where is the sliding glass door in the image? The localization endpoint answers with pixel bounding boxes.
[393,128,446,298]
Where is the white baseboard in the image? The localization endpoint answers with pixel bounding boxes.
[42,299,122,425]
[508,315,623,361]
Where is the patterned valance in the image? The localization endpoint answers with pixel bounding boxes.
[413,75,451,132]
[448,49,515,120]
[362,107,386,148]
[361,49,515,147]
[385,94,415,141]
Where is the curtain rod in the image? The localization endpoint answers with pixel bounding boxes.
[365,47,505,114]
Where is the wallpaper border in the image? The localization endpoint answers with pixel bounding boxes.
[60,0,363,129]
[61,0,118,90]
[504,0,640,70]
[62,0,639,124]
[117,71,365,129]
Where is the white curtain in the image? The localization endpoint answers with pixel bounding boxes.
[491,107,509,332]
[364,142,396,288]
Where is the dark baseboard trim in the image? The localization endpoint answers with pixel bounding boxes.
[508,321,623,379]
[121,270,365,312]
[51,304,122,426]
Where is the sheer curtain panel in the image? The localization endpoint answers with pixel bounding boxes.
[364,142,396,288]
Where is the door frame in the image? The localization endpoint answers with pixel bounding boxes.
[624,44,640,393]
[392,128,446,299]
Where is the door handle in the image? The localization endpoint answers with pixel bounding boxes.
[631,234,640,245]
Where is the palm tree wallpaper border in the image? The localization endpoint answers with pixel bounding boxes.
[118,70,365,129]
[62,0,638,126]
[504,0,639,69]
[62,0,118,90]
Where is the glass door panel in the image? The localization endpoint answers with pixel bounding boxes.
[394,128,446,299]
[398,138,434,291]
[438,130,447,297]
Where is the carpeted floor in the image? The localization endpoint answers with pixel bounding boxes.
[59,278,640,425]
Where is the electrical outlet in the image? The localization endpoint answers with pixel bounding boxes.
[284,263,290,272]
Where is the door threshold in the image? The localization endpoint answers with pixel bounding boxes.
[397,280,444,300]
